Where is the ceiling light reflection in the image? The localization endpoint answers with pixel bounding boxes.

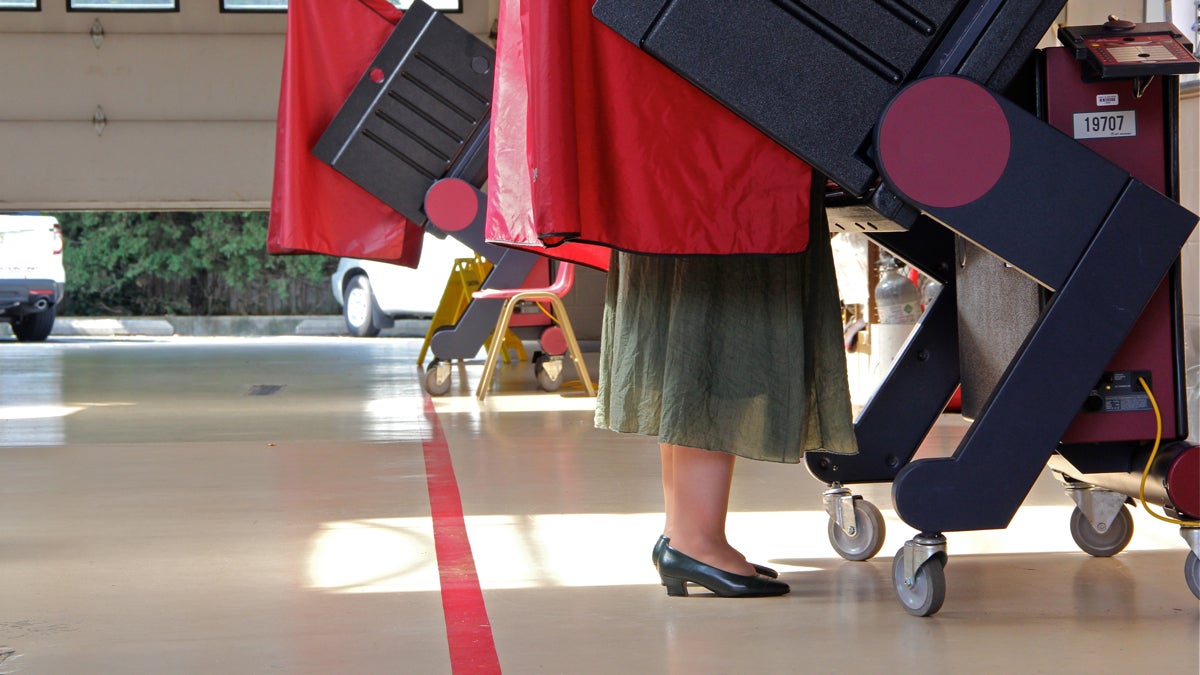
[361,395,431,441]
[433,394,597,415]
[0,405,84,420]
[0,404,83,446]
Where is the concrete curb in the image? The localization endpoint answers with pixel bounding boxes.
[1,316,432,338]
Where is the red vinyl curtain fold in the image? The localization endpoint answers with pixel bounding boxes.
[267,0,424,268]
[486,0,815,259]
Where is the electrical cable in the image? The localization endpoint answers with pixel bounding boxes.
[532,301,558,324]
[1136,376,1200,527]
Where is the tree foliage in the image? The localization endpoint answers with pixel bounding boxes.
[53,211,339,316]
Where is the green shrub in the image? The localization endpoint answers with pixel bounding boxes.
[53,211,339,316]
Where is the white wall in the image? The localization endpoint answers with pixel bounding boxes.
[0,0,497,211]
[1177,88,1199,439]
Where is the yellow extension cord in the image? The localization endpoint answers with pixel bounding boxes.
[531,300,557,324]
[1136,376,1200,527]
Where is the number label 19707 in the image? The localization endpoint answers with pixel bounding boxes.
[1072,110,1136,139]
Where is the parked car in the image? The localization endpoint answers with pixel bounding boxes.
[331,231,475,337]
[0,214,65,342]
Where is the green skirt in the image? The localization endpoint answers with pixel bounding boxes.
[594,213,857,463]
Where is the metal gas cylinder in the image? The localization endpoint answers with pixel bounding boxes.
[874,254,921,325]
[869,253,921,388]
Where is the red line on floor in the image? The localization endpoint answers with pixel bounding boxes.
[422,395,502,675]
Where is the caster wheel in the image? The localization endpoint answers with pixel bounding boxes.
[892,548,946,617]
[533,356,563,392]
[1070,504,1133,557]
[535,366,562,391]
[828,499,886,561]
[424,360,452,396]
[1185,551,1200,600]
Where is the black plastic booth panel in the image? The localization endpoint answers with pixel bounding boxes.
[592,0,1065,198]
[313,1,494,224]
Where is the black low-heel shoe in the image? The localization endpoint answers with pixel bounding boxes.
[653,535,669,570]
[658,546,789,598]
[653,536,779,579]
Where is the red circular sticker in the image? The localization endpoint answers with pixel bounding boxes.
[878,77,1011,209]
[425,179,479,232]
[1166,444,1200,519]
[539,325,567,356]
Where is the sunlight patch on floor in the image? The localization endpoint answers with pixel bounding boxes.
[305,506,1190,594]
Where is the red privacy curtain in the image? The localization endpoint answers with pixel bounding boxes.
[267,0,424,267]
[486,0,816,257]
[485,0,612,270]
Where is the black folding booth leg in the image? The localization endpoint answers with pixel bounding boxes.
[892,181,1197,532]
[808,217,961,483]
[873,77,1200,533]
[807,286,959,484]
[426,225,539,362]
[806,216,961,485]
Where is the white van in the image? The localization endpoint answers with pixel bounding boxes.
[0,215,65,342]
[331,231,475,337]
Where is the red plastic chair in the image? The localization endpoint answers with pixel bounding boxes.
[471,262,595,400]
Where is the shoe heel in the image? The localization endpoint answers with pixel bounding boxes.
[663,577,688,597]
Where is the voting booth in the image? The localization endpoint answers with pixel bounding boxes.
[312,3,562,396]
[592,0,1200,615]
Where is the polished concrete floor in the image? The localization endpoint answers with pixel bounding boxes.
[0,336,1196,674]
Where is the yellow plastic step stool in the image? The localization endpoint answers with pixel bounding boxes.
[418,255,526,366]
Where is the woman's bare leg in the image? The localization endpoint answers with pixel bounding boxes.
[660,444,674,540]
[663,443,754,575]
